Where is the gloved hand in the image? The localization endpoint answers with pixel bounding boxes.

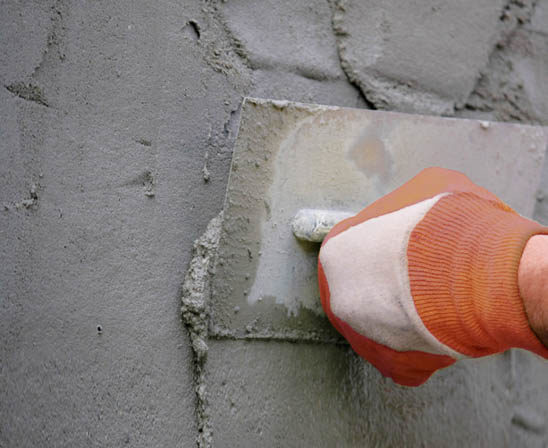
[318,167,548,386]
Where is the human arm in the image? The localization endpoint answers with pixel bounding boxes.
[318,167,548,386]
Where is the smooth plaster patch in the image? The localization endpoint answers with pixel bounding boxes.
[205,339,518,447]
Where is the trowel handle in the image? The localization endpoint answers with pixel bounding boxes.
[291,209,354,243]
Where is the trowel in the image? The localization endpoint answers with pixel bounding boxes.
[208,97,548,343]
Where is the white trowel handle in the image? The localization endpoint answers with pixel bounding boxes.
[291,209,354,243]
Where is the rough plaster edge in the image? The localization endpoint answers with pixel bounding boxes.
[328,0,454,115]
[325,0,376,110]
[244,96,341,113]
[328,0,539,116]
[460,0,539,114]
[338,68,455,115]
[181,212,223,448]
[460,0,541,122]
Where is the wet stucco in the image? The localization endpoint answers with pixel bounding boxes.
[2,0,548,447]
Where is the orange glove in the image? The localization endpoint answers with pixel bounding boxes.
[318,167,548,386]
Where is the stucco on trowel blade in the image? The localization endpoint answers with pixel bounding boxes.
[211,97,548,343]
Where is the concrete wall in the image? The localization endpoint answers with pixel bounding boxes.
[1,0,548,446]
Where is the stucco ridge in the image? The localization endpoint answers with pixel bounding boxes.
[181,211,223,448]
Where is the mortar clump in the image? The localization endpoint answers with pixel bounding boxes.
[181,211,223,448]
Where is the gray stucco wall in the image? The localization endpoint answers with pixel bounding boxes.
[1,1,548,447]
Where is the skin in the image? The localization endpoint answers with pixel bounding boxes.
[519,235,548,348]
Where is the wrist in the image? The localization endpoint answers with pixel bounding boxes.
[519,235,548,348]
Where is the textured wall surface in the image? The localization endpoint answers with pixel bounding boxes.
[1,0,548,447]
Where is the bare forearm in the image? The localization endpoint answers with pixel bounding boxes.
[519,235,548,348]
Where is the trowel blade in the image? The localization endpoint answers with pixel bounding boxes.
[210,97,548,341]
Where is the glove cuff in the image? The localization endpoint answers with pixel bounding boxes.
[408,192,548,358]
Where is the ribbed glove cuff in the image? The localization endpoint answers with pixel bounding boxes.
[408,192,548,358]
